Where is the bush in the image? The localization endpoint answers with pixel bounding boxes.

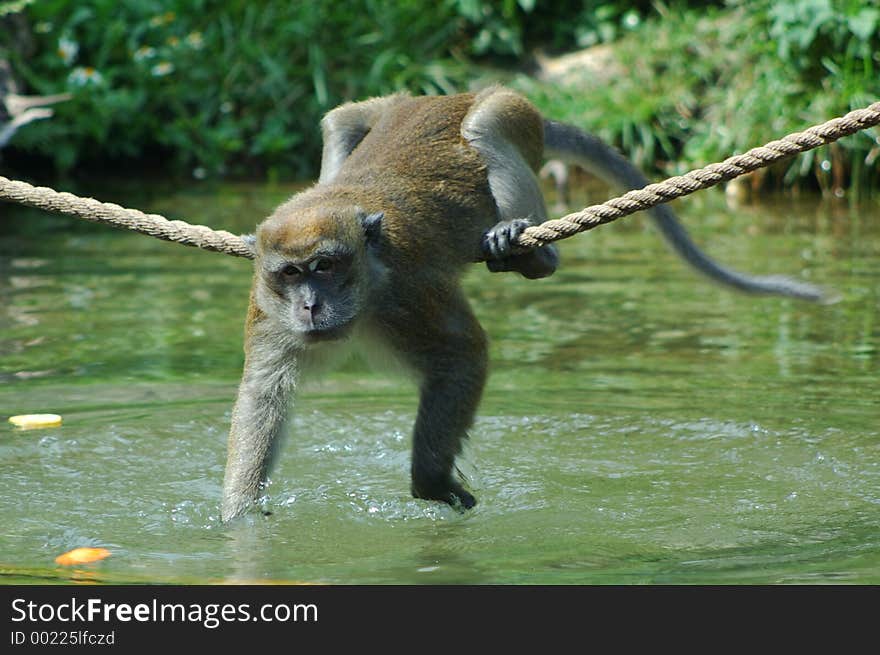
[0,1,708,179]
[2,0,477,178]
[2,1,877,192]
[514,1,880,194]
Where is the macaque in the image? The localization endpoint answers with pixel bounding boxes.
[221,86,825,521]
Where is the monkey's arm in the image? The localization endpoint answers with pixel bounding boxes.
[543,120,829,302]
[221,316,299,521]
[386,287,487,509]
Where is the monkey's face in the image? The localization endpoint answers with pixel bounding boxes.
[254,206,385,345]
[263,247,361,343]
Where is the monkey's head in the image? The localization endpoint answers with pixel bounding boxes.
[254,205,385,345]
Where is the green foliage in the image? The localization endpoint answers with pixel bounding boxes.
[516,1,880,194]
[1,0,676,179]
[1,1,877,192]
[0,0,35,17]
[450,0,529,56]
[448,0,672,54]
[516,8,729,171]
[2,0,475,178]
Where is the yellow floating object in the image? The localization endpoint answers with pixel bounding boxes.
[8,414,63,429]
[55,547,111,566]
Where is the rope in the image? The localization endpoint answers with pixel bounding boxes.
[513,101,880,250]
[0,177,256,258]
[1,101,878,258]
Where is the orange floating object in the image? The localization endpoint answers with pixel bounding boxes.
[54,547,111,566]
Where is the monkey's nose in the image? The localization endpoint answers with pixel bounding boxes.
[303,301,321,317]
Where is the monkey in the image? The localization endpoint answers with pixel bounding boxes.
[220,86,827,521]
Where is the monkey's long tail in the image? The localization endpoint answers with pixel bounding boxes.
[543,120,831,302]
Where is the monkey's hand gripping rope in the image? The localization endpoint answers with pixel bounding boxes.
[1,101,878,260]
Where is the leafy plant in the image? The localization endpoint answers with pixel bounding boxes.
[1,1,877,192]
[516,1,880,194]
[1,1,473,178]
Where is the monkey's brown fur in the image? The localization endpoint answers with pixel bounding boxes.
[221,86,824,521]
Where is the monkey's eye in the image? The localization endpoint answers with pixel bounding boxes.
[309,257,334,274]
[280,264,303,278]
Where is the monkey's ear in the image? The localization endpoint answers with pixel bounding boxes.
[358,210,384,245]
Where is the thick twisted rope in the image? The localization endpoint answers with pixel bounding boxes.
[1,101,878,259]
[0,177,256,258]
[513,101,880,250]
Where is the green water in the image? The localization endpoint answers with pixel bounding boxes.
[1,181,878,584]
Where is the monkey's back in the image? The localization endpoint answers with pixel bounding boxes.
[333,93,500,267]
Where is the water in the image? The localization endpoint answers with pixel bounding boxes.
[1,181,878,584]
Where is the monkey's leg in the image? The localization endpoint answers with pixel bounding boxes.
[221,324,298,521]
[462,87,559,279]
[319,93,410,183]
[403,298,488,509]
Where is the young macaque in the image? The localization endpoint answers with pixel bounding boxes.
[221,87,825,521]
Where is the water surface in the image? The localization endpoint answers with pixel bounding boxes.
[1,181,878,584]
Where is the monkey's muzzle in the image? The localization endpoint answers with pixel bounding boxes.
[301,324,352,343]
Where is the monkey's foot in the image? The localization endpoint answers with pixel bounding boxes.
[411,476,477,510]
[483,218,558,279]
